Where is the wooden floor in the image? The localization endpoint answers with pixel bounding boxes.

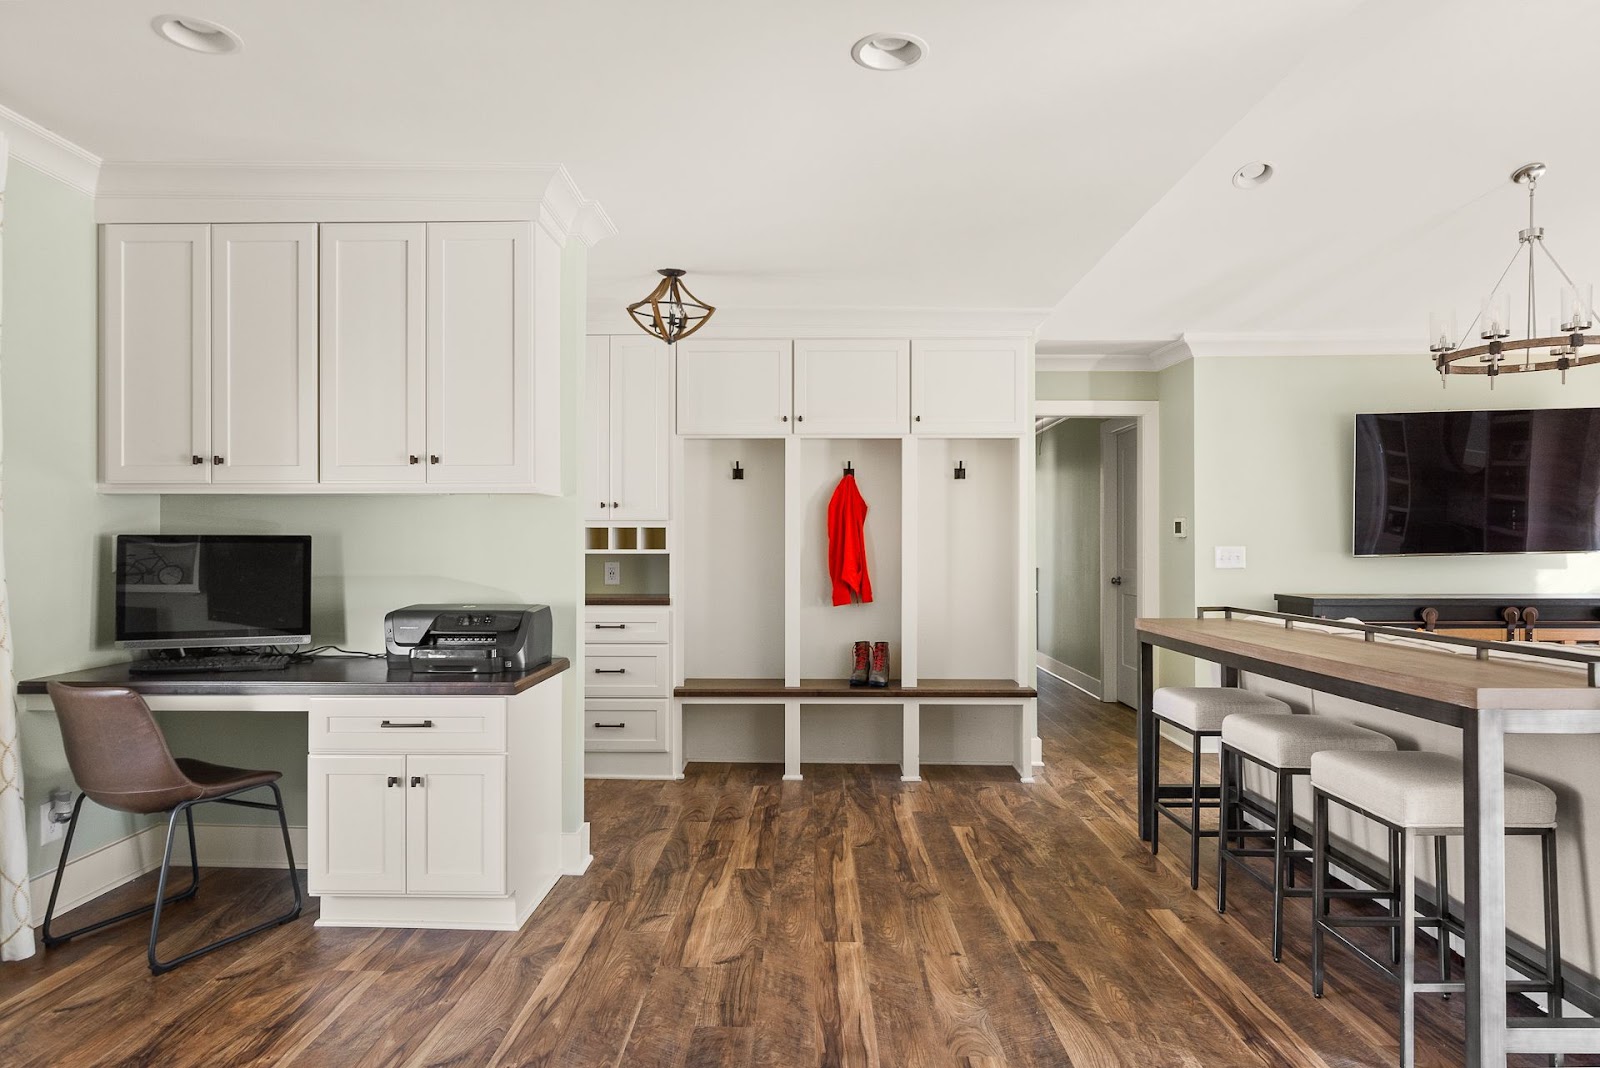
[0,672,1581,1067]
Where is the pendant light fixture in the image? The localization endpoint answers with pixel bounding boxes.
[627,269,715,344]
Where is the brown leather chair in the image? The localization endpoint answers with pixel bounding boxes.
[41,683,303,973]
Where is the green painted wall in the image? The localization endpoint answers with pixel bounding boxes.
[2,161,163,878]
[158,241,590,837]
[1035,419,1103,679]
[1155,361,1196,685]
[1037,369,1158,402]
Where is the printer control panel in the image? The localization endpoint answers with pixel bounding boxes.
[456,613,497,627]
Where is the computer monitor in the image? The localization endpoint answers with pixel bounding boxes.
[115,534,312,649]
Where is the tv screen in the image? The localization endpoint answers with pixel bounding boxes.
[115,534,312,648]
[1353,409,1600,556]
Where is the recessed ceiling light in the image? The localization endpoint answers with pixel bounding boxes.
[851,32,927,71]
[152,15,241,55]
[1231,161,1275,189]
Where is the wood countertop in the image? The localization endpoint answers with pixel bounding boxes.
[585,594,670,606]
[19,657,571,697]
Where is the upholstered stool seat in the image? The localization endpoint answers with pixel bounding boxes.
[1153,686,1292,732]
[1310,750,1557,829]
[1217,714,1398,962]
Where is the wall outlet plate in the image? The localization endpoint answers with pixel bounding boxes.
[1172,518,1187,539]
[603,560,621,586]
[1214,546,1247,570]
[38,802,64,844]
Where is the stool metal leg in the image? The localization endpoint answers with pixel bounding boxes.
[1541,827,1564,1068]
[1282,774,1297,890]
[1189,728,1203,890]
[1150,727,1161,858]
[1271,767,1290,963]
[1216,745,1232,914]
[1312,788,1328,998]
[1435,835,1450,990]
[1400,828,1418,1068]
[1389,826,1404,965]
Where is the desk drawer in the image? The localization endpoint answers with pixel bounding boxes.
[309,697,506,754]
[585,645,668,698]
[585,608,670,644]
[584,700,668,752]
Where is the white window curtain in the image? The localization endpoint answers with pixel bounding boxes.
[0,135,36,961]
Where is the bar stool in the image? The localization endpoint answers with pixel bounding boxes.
[1218,713,1398,962]
[1310,750,1563,1068]
[1150,686,1292,888]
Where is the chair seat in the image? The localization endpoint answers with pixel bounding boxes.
[175,758,282,801]
[1152,686,1292,732]
[1309,750,1557,829]
[1223,713,1396,769]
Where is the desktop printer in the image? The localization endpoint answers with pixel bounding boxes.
[385,604,552,674]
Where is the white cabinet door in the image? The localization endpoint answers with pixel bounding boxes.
[911,339,1029,435]
[100,224,211,484]
[425,222,533,484]
[793,340,910,436]
[320,224,426,483]
[583,336,611,519]
[210,224,318,483]
[405,754,506,896]
[308,754,407,896]
[608,336,670,519]
[676,339,792,436]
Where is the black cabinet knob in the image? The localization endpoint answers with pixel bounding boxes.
[429,455,440,465]
[212,455,225,465]
[915,415,921,422]
[408,455,420,465]
[797,415,804,422]
[612,501,619,509]
[386,776,400,788]
[191,455,203,465]
[600,501,608,509]
[781,415,788,422]
[410,775,423,788]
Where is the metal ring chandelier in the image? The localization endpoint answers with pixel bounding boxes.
[627,268,716,344]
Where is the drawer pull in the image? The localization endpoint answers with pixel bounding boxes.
[386,776,401,788]
[410,775,424,788]
[594,668,628,674]
[381,719,436,729]
[593,624,627,630]
[593,722,627,729]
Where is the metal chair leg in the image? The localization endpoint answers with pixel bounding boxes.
[1282,774,1297,890]
[1189,729,1203,890]
[42,793,198,948]
[1400,829,1418,1068]
[1312,789,1328,998]
[1271,768,1290,963]
[1435,834,1450,991]
[1389,827,1404,965]
[1541,827,1564,1068]
[1216,745,1232,914]
[1150,726,1161,858]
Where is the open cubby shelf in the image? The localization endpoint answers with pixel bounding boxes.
[585,525,669,553]
[676,677,1037,699]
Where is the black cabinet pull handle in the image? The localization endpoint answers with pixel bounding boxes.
[213,455,225,465]
[191,455,204,465]
[429,455,440,464]
[594,667,627,674]
[409,455,420,465]
[593,722,626,729]
[387,776,400,787]
[381,719,435,729]
[410,775,424,788]
[593,624,627,629]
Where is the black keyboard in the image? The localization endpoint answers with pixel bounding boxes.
[129,654,293,675]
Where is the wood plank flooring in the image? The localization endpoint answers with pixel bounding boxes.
[0,672,1581,1067]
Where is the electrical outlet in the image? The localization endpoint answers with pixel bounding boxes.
[603,560,622,586]
[1214,545,1247,570]
[38,801,64,844]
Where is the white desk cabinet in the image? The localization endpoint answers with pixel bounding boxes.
[676,339,793,436]
[910,339,1029,435]
[793,340,910,436]
[585,335,669,521]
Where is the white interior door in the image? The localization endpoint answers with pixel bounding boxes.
[1106,422,1140,706]
[675,339,792,435]
[608,336,670,520]
[425,222,533,484]
[583,336,612,518]
[793,340,910,435]
[405,754,506,896]
[319,223,426,483]
[307,754,406,896]
[100,224,211,484]
[210,224,318,483]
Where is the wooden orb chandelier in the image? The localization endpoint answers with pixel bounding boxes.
[627,268,716,344]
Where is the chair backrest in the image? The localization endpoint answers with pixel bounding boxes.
[47,683,200,814]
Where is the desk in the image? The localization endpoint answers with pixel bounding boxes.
[1136,616,1600,1066]
[20,658,572,932]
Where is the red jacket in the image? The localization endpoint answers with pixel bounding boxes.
[827,473,873,606]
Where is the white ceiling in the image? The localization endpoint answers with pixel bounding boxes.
[4,1,1589,349]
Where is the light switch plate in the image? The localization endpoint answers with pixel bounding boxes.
[1214,546,1247,569]
[603,560,622,585]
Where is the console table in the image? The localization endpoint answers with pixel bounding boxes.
[1137,613,1600,1065]
[1276,593,1600,642]
[19,658,572,931]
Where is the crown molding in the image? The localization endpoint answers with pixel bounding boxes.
[0,104,100,196]
[1035,354,1158,373]
[1178,330,1416,359]
[586,303,1048,339]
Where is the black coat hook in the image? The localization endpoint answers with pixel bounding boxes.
[843,461,854,476]
[954,460,967,480]
[732,461,744,480]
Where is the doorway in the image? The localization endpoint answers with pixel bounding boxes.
[1102,420,1139,705]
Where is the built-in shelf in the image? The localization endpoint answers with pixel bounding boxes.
[586,594,671,607]
[586,525,669,553]
[676,677,1037,699]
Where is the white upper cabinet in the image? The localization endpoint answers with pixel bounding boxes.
[320,224,426,484]
[676,339,793,436]
[607,337,670,520]
[425,222,534,485]
[101,224,211,485]
[210,224,318,484]
[793,340,910,436]
[910,339,1029,435]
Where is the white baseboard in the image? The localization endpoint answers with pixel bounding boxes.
[1036,654,1102,700]
[562,822,592,876]
[1032,736,1044,767]
[28,822,308,924]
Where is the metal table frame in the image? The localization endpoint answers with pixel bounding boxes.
[1137,608,1600,1066]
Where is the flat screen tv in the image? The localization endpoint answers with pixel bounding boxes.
[115,534,312,648]
[1353,408,1600,556]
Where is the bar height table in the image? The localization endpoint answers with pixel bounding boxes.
[1136,610,1600,1067]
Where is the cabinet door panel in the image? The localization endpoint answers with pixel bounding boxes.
[794,340,910,436]
[608,336,670,519]
[211,224,318,483]
[911,340,1029,435]
[320,224,426,483]
[583,336,611,519]
[308,754,406,896]
[425,223,532,484]
[101,224,211,484]
[406,754,506,896]
[675,340,791,436]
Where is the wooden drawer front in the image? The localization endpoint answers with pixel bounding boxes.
[585,700,668,752]
[585,607,670,644]
[585,645,669,698]
[309,697,507,753]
